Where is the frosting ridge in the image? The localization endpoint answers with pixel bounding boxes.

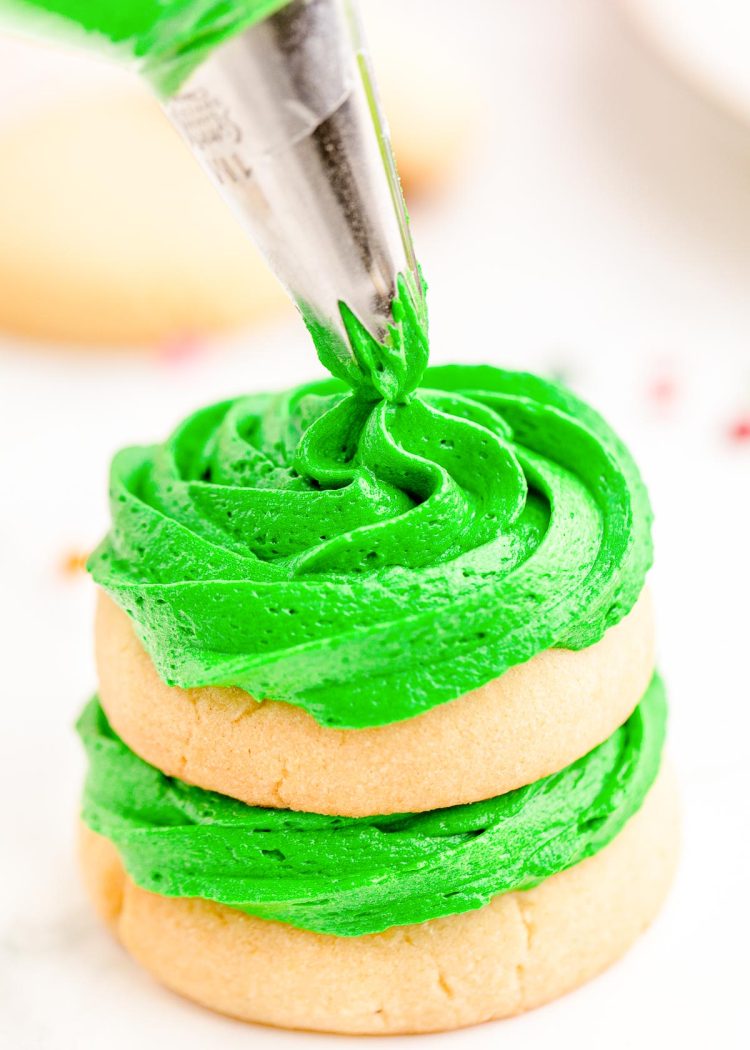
[78,674,666,937]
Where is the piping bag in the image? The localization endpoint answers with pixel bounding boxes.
[2,0,429,399]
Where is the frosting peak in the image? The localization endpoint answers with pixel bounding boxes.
[89,365,652,728]
[303,271,430,403]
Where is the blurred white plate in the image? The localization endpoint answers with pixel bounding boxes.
[621,0,750,125]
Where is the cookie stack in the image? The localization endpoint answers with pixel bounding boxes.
[79,365,678,1034]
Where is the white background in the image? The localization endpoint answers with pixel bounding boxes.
[1,1,748,1047]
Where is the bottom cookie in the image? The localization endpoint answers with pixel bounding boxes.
[79,764,678,1035]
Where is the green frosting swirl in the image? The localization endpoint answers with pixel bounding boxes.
[89,365,652,729]
[78,675,666,937]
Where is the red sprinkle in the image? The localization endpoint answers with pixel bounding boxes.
[728,416,750,443]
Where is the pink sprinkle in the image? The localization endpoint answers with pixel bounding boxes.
[647,375,678,405]
[728,416,750,443]
[158,332,204,365]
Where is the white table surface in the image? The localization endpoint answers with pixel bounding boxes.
[1,2,748,1047]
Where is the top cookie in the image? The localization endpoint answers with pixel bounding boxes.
[89,365,652,730]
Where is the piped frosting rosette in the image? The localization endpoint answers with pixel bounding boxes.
[89,365,653,729]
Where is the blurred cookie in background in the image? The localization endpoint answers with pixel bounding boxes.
[0,89,290,347]
[0,16,478,350]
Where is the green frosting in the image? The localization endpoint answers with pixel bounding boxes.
[89,364,652,729]
[78,675,666,937]
[0,1,290,93]
[304,271,430,403]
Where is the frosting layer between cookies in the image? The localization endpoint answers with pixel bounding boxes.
[89,365,652,728]
[78,674,666,937]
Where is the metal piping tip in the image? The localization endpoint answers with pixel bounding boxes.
[164,0,423,380]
